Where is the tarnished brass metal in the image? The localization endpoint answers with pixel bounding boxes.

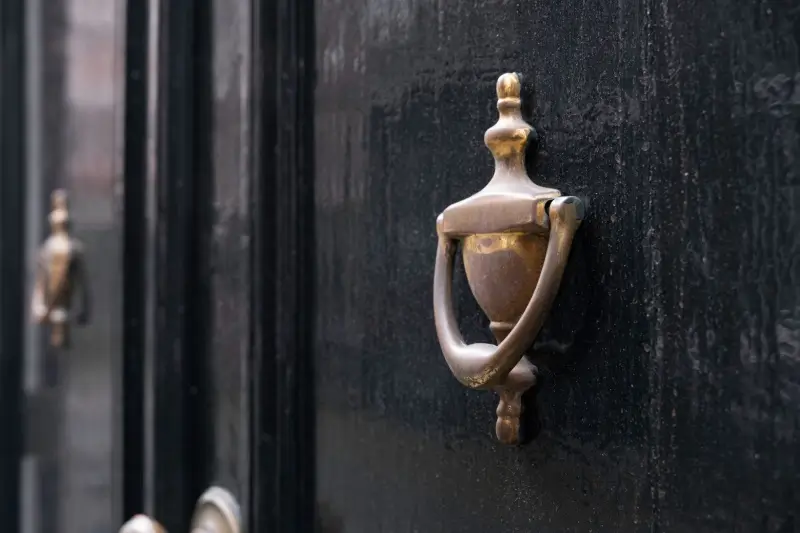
[119,487,240,533]
[433,72,585,444]
[30,189,90,348]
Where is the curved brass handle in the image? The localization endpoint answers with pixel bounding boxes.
[119,487,240,533]
[434,196,583,389]
[432,72,584,444]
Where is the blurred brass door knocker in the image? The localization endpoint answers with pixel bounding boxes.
[30,189,91,348]
[119,487,241,533]
[433,72,585,445]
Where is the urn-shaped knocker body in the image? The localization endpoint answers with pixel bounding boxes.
[433,73,584,444]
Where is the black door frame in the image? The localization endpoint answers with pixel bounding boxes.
[122,0,213,529]
[123,0,316,532]
[0,0,26,529]
[250,0,316,530]
[120,0,148,521]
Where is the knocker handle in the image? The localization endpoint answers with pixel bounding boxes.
[433,196,583,390]
[432,73,584,443]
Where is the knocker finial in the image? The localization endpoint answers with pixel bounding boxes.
[496,72,521,99]
[484,72,535,177]
[49,189,69,228]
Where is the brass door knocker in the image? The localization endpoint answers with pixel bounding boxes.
[433,73,585,444]
[119,487,241,533]
[30,189,90,348]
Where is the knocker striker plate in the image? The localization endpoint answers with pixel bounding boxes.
[433,72,584,444]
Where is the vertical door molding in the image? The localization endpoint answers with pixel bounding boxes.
[126,0,214,530]
[0,0,26,529]
[121,0,148,522]
[250,0,316,531]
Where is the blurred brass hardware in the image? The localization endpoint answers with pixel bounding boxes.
[433,73,584,445]
[119,515,166,533]
[191,487,241,533]
[119,487,241,533]
[30,189,90,348]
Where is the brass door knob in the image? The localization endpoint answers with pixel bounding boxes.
[433,73,584,445]
[30,189,91,348]
[119,487,241,533]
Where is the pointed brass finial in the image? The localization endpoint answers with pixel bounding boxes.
[31,189,90,348]
[496,72,521,98]
[484,72,533,166]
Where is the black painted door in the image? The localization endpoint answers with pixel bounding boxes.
[312,1,800,532]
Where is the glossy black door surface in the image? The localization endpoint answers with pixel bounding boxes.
[313,1,800,532]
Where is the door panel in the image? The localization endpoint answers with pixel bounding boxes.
[313,1,799,532]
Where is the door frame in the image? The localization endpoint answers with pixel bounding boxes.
[123,0,317,531]
[121,0,213,529]
[0,0,26,529]
[250,0,316,530]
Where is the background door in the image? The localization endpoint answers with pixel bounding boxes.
[312,1,800,532]
[2,2,125,533]
[1,1,257,532]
